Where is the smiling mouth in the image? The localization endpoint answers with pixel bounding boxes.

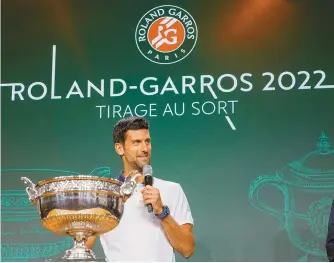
[138,156,148,160]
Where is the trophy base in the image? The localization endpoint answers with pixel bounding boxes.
[45,258,105,262]
[62,246,97,261]
[46,258,105,262]
[58,230,102,262]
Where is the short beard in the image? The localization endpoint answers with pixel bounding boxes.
[132,159,151,173]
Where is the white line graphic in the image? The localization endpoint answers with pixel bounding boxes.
[225,116,236,130]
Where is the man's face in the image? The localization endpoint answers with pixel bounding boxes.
[116,129,152,172]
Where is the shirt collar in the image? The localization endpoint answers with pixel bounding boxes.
[117,171,125,182]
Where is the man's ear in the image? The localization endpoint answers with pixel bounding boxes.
[115,143,124,156]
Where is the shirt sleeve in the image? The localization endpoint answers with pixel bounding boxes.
[326,200,334,262]
[171,183,194,226]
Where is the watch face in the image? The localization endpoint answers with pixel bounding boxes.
[156,206,169,218]
[165,206,170,215]
[162,206,170,217]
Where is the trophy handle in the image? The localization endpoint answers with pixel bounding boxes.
[21,177,38,203]
[249,174,288,230]
[119,171,141,199]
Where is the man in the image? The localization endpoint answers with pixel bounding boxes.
[326,200,334,262]
[86,116,195,261]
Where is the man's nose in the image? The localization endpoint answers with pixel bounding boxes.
[140,142,148,152]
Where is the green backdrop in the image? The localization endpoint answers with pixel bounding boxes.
[1,0,334,261]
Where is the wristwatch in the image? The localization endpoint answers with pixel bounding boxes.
[155,205,170,219]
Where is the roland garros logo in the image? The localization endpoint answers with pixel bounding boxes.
[135,5,198,65]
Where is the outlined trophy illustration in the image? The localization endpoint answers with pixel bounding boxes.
[249,132,334,261]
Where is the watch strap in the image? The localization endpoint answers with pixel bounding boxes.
[155,205,170,219]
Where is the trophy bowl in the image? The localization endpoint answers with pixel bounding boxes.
[21,172,140,261]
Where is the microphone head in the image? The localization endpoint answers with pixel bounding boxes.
[143,165,152,176]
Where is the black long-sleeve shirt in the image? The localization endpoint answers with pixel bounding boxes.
[326,200,334,262]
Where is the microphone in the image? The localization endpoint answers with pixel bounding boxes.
[143,164,153,213]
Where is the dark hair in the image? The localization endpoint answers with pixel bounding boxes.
[112,116,149,144]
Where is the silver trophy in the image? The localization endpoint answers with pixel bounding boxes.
[21,171,141,261]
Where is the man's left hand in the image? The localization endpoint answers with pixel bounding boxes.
[141,185,164,215]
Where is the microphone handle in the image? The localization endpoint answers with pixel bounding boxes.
[147,203,153,213]
[144,175,154,213]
